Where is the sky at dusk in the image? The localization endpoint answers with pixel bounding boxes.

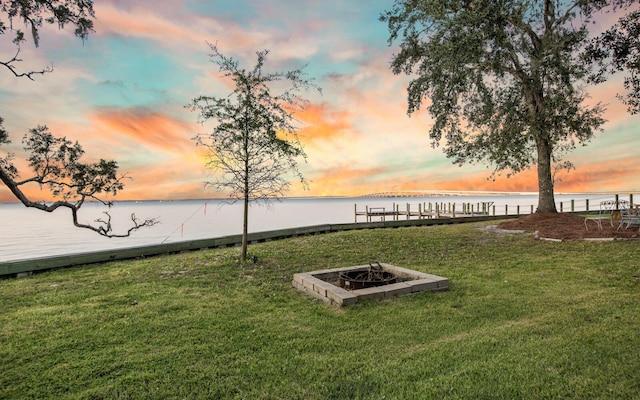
[1,0,639,202]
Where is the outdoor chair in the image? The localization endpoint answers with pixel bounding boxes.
[617,204,640,231]
[584,200,625,230]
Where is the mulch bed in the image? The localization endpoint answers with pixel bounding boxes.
[497,212,640,240]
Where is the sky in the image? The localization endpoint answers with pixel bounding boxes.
[0,0,639,202]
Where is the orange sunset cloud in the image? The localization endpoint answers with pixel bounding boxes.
[297,103,354,144]
[300,165,390,196]
[554,157,640,192]
[91,108,195,152]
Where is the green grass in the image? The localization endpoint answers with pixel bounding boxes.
[1,222,639,399]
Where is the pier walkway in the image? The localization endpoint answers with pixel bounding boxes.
[355,202,497,222]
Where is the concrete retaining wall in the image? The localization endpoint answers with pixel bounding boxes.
[0,214,515,277]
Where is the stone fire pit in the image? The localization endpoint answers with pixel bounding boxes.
[293,263,448,306]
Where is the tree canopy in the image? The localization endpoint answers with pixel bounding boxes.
[584,7,640,114]
[0,120,157,236]
[1,0,95,79]
[381,0,637,212]
[187,43,320,261]
[0,0,158,237]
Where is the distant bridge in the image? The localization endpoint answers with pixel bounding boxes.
[354,190,524,198]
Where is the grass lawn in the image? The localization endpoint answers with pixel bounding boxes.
[1,221,639,399]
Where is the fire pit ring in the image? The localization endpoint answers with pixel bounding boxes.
[339,262,398,289]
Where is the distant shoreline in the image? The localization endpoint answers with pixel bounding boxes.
[0,190,637,205]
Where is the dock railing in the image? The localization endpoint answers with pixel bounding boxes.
[354,194,637,223]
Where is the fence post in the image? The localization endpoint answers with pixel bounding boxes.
[492,205,496,216]
[517,205,520,215]
[631,194,634,208]
[615,194,620,209]
[530,205,534,214]
[505,205,508,216]
[452,204,456,218]
[586,199,589,211]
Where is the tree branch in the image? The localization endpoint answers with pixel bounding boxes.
[0,122,159,237]
[1,44,53,80]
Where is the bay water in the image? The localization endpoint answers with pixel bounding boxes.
[0,193,622,262]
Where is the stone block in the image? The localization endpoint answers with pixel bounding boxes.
[382,282,413,298]
[292,273,309,285]
[326,286,358,306]
[437,278,449,289]
[313,280,336,297]
[406,279,439,292]
[302,277,315,291]
[380,264,428,279]
[353,286,386,301]
[421,273,448,282]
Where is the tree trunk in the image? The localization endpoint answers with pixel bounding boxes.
[241,146,249,262]
[241,120,250,263]
[536,137,557,213]
[241,193,248,262]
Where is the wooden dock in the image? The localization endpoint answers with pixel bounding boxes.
[355,201,498,222]
[355,194,640,223]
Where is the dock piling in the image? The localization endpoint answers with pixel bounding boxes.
[354,194,637,223]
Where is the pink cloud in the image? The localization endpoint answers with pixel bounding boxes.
[93,3,271,57]
[90,108,195,152]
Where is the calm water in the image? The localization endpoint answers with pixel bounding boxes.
[0,193,623,262]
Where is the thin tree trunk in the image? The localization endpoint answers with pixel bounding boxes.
[536,137,557,213]
[241,160,249,262]
[241,193,248,262]
[241,117,250,262]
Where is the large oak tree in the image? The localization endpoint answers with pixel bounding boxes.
[381,0,636,212]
